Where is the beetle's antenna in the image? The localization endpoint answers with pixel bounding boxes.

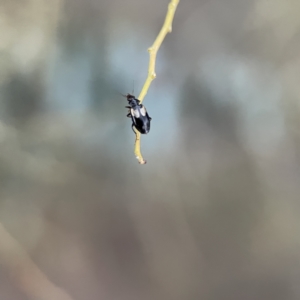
[113,89,128,98]
[132,80,135,95]
[121,93,128,98]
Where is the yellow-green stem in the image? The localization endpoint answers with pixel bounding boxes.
[134,0,180,164]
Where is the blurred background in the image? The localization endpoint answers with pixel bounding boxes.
[0,0,300,299]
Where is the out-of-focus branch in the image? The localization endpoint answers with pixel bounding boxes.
[134,0,180,164]
[0,222,74,300]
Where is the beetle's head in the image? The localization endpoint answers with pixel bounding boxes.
[126,94,136,102]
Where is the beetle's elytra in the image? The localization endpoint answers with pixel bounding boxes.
[125,94,152,134]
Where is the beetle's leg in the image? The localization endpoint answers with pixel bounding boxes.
[146,112,152,120]
[127,113,131,118]
[125,106,131,108]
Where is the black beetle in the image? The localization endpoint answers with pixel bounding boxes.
[125,94,152,134]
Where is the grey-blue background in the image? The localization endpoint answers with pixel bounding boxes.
[1,0,300,299]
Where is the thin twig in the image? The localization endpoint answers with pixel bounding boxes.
[134,0,180,164]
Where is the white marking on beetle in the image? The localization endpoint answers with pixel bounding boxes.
[131,108,140,118]
[140,106,146,116]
